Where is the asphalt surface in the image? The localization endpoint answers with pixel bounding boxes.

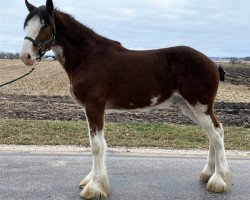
[0,151,249,200]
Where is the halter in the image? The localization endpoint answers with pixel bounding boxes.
[24,13,56,61]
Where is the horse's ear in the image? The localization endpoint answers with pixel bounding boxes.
[46,0,54,15]
[25,0,36,12]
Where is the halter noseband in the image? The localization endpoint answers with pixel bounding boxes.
[24,14,56,61]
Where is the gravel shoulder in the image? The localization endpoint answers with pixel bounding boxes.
[0,144,249,159]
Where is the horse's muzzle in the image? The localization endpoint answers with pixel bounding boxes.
[20,52,35,66]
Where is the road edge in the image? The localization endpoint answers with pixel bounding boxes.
[0,144,249,159]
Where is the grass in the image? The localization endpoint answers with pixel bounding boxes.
[0,118,249,150]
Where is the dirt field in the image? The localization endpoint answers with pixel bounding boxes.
[0,59,249,127]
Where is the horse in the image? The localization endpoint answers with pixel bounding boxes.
[20,0,231,199]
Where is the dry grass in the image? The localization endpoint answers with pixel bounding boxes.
[216,82,249,103]
[0,59,70,96]
[0,59,249,103]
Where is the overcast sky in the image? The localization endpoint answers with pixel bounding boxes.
[0,0,249,57]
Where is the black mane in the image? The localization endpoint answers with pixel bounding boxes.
[54,9,121,46]
[24,6,53,28]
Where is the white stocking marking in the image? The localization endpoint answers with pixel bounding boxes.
[80,130,109,199]
[191,103,231,192]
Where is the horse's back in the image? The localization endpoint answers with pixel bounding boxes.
[108,45,220,106]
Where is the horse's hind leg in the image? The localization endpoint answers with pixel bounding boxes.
[177,101,215,181]
[191,103,231,192]
[176,100,199,124]
[80,102,109,199]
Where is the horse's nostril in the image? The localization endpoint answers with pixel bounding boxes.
[27,54,31,59]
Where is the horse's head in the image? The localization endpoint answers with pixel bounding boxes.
[20,0,56,66]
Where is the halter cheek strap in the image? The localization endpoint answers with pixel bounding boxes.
[24,35,55,50]
[24,34,55,60]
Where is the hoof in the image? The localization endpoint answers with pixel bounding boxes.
[200,172,213,182]
[206,173,231,193]
[80,172,93,189]
[200,167,214,182]
[80,179,109,200]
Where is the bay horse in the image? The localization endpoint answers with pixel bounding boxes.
[20,0,231,199]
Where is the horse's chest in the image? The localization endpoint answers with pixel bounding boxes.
[70,82,85,106]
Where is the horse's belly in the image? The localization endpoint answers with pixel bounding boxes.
[105,92,184,113]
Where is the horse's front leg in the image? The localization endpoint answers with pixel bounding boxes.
[80,102,109,199]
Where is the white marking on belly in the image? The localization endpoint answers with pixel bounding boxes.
[150,95,161,106]
[106,92,182,114]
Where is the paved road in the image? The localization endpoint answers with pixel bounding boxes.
[0,151,249,200]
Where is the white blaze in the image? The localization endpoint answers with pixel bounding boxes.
[21,16,42,60]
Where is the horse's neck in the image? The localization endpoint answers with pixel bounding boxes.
[53,10,96,73]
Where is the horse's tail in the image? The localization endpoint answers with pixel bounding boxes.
[218,65,226,81]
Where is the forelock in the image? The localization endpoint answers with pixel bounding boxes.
[24,6,52,29]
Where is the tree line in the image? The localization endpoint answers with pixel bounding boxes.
[0,52,20,59]
[0,51,249,61]
[0,52,55,60]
